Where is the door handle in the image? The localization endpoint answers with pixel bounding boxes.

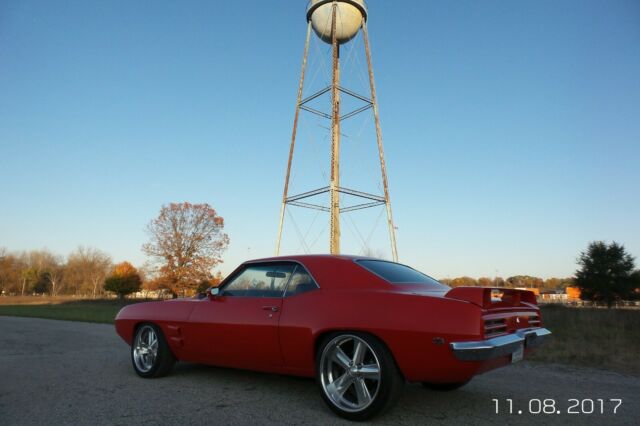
[262,306,279,312]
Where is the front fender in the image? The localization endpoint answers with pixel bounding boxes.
[114,300,199,346]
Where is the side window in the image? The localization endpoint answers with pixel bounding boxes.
[222,263,295,297]
[285,265,319,296]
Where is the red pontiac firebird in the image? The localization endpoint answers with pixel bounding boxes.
[115,255,550,420]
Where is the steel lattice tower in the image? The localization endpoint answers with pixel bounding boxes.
[275,0,398,261]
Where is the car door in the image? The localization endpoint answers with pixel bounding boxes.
[186,262,295,371]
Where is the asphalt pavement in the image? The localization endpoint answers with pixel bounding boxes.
[0,316,637,425]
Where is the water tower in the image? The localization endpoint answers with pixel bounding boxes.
[275,0,398,261]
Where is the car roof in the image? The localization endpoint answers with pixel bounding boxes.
[243,254,379,264]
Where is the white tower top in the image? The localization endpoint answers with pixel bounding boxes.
[307,0,368,45]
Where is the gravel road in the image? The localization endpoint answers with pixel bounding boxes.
[0,316,637,425]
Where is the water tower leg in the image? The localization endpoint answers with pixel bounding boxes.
[275,22,312,256]
[362,20,399,262]
[329,2,341,255]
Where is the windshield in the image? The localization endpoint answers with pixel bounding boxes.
[356,259,449,290]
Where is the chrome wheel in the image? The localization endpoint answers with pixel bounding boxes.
[319,334,382,413]
[133,325,159,373]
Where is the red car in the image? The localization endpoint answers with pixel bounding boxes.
[115,255,550,420]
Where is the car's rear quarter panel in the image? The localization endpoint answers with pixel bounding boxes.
[279,285,487,382]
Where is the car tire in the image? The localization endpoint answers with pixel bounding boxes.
[421,380,470,391]
[317,332,404,421]
[131,323,176,378]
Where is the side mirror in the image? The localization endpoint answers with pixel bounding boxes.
[207,287,220,300]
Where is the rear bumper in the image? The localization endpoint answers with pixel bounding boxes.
[450,328,551,361]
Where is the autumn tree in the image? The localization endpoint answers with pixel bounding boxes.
[104,262,142,299]
[575,241,639,307]
[143,202,229,297]
[543,277,574,291]
[196,271,224,294]
[0,250,21,295]
[477,277,493,287]
[449,276,477,287]
[506,275,543,289]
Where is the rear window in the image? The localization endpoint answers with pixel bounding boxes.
[356,259,448,288]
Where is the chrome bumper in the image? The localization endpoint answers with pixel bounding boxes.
[450,328,552,361]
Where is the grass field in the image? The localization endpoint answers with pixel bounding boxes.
[0,295,88,305]
[1,298,638,374]
[0,298,143,324]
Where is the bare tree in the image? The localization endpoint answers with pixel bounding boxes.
[66,247,112,297]
[143,202,229,297]
[361,247,387,260]
[48,266,63,296]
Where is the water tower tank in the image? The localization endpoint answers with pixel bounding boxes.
[307,0,368,45]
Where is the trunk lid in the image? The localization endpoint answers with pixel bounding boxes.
[445,287,542,338]
[445,287,538,309]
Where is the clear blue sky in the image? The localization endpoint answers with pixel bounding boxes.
[1,0,639,279]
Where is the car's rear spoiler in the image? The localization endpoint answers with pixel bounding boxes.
[445,287,538,309]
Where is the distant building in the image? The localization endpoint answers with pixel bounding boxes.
[540,290,567,302]
[565,286,581,300]
[538,287,581,303]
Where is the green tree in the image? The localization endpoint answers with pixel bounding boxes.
[631,271,640,300]
[32,272,50,294]
[104,262,142,299]
[575,241,638,307]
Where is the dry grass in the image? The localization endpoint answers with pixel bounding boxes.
[529,305,640,374]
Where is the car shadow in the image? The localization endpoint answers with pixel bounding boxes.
[167,361,506,424]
